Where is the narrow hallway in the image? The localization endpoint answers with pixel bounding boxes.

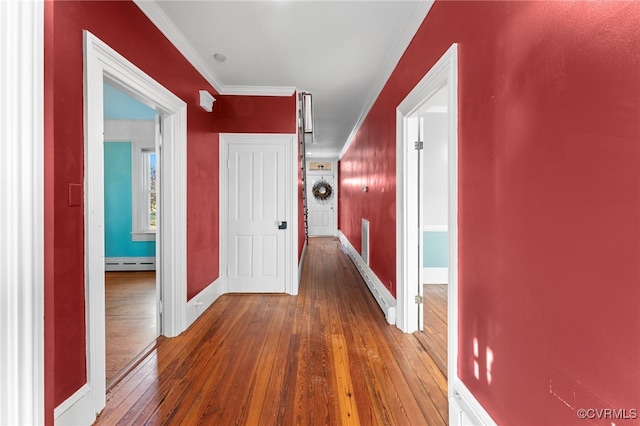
[96,237,448,425]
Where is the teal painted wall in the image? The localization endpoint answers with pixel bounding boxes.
[104,142,155,257]
[423,231,448,267]
[104,82,156,120]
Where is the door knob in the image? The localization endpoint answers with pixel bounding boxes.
[278,221,288,230]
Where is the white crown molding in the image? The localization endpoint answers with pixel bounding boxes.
[133,0,224,91]
[133,0,295,98]
[219,85,296,97]
[339,0,435,159]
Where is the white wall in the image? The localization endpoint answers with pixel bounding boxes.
[422,110,448,228]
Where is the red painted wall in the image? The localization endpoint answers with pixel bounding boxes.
[339,1,640,424]
[219,94,297,134]
[45,0,220,409]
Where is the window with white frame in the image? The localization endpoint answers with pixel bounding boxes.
[132,141,157,241]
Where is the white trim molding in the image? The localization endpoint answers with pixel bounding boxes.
[450,379,497,426]
[132,0,224,92]
[186,279,225,328]
[0,1,45,424]
[54,385,93,426]
[298,239,308,285]
[221,85,296,97]
[338,231,396,324]
[339,0,435,159]
[132,0,294,97]
[83,30,188,422]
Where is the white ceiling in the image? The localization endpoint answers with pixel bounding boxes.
[136,0,433,159]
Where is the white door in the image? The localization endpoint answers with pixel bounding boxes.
[228,142,287,292]
[307,175,336,236]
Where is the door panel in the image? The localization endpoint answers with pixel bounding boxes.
[307,175,336,236]
[228,143,286,293]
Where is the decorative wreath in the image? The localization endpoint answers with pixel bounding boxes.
[312,180,333,201]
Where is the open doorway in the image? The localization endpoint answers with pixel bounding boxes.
[411,84,450,377]
[103,82,159,388]
[396,44,458,422]
[82,31,188,420]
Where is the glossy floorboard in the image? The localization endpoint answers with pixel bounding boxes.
[96,238,448,425]
[415,284,448,378]
[105,271,157,388]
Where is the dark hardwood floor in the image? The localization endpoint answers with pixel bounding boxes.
[105,271,157,389]
[95,238,448,425]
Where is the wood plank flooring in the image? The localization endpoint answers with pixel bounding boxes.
[95,238,448,425]
[415,284,448,378]
[105,271,158,389]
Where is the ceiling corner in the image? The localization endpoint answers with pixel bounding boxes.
[133,0,225,93]
[339,0,435,160]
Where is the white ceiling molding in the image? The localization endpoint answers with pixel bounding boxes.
[339,0,435,160]
[133,0,295,98]
[219,85,296,97]
[133,0,223,91]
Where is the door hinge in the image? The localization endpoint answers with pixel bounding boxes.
[415,295,424,304]
[414,141,424,150]
[159,300,164,314]
[226,265,230,276]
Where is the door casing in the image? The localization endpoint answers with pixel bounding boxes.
[82,31,187,421]
[395,44,458,410]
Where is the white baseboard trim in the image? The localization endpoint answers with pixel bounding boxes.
[298,239,308,284]
[54,384,95,426]
[338,230,396,324]
[186,278,224,328]
[423,267,448,284]
[450,378,496,426]
[105,256,155,271]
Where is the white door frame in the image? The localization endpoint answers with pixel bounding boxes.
[220,133,299,295]
[396,43,458,389]
[79,31,187,422]
[0,1,44,424]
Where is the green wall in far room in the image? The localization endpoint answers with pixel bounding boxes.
[423,231,447,268]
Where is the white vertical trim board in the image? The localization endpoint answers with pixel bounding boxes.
[80,31,188,424]
[338,231,396,325]
[0,1,45,425]
[298,239,308,285]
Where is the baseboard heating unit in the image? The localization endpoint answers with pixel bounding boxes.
[105,257,156,271]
